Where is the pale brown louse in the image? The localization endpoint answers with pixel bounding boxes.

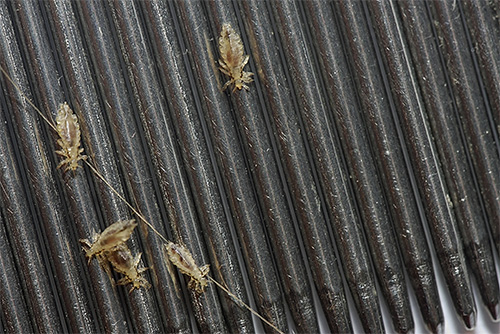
[81,219,138,261]
[104,243,150,293]
[55,102,87,172]
[218,23,254,92]
[164,241,210,294]
[80,220,150,293]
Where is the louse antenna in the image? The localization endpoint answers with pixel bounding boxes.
[0,64,286,334]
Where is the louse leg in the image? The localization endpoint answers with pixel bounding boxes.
[218,62,231,75]
[136,276,151,290]
[80,238,92,250]
[197,281,207,294]
[55,148,65,156]
[116,276,133,292]
[56,157,71,169]
[132,252,143,269]
[222,80,234,91]
[79,238,96,264]
[80,239,92,262]
[200,264,210,277]
[97,254,116,286]
[241,55,249,68]
[126,277,151,294]
[76,150,88,163]
[187,278,197,292]
[138,266,148,274]
[242,72,254,83]
[56,153,87,171]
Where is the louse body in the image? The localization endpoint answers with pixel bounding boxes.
[164,241,210,293]
[105,243,151,293]
[218,23,254,92]
[55,102,87,171]
[80,219,138,262]
[80,219,150,292]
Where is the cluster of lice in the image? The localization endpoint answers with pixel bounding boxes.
[104,243,150,292]
[81,219,137,261]
[83,163,285,334]
[80,220,151,293]
[218,23,254,92]
[55,102,87,171]
[0,64,285,334]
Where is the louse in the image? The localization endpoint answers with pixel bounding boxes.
[80,219,150,293]
[103,243,151,293]
[218,23,254,92]
[0,66,86,172]
[55,102,87,172]
[164,241,210,294]
[0,64,285,334]
[80,219,138,262]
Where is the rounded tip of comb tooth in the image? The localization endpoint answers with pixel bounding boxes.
[402,327,415,334]
[461,311,476,330]
[487,302,500,322]
[425,320,444,334]
[434,321,445,334]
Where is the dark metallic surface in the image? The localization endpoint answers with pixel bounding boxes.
[0,121,36,333]
[168,1,288,332]
[196,1,319,332]
[107,1,228,332]
[1,1,96,332]
[7,1,129,331]
[270,1,385,333]
[0,8,64,331]
[398,0,500,321]
[430,0,500,270]
[0,108,63,331]
[367,0,476,328]
[203,0,320,332]
[0,1,499,333]
[0,210,33,332]
[41,1,162,332]
[333,1,444,332]
[75,1,192,332]
[462,0,500,147]
[301,1,413,332]
[233,0,352,332]
[136,1,252,332]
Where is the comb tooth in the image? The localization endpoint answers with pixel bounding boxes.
[462,311,477,330]
[487,302,500,322]
[2,0,500,333]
